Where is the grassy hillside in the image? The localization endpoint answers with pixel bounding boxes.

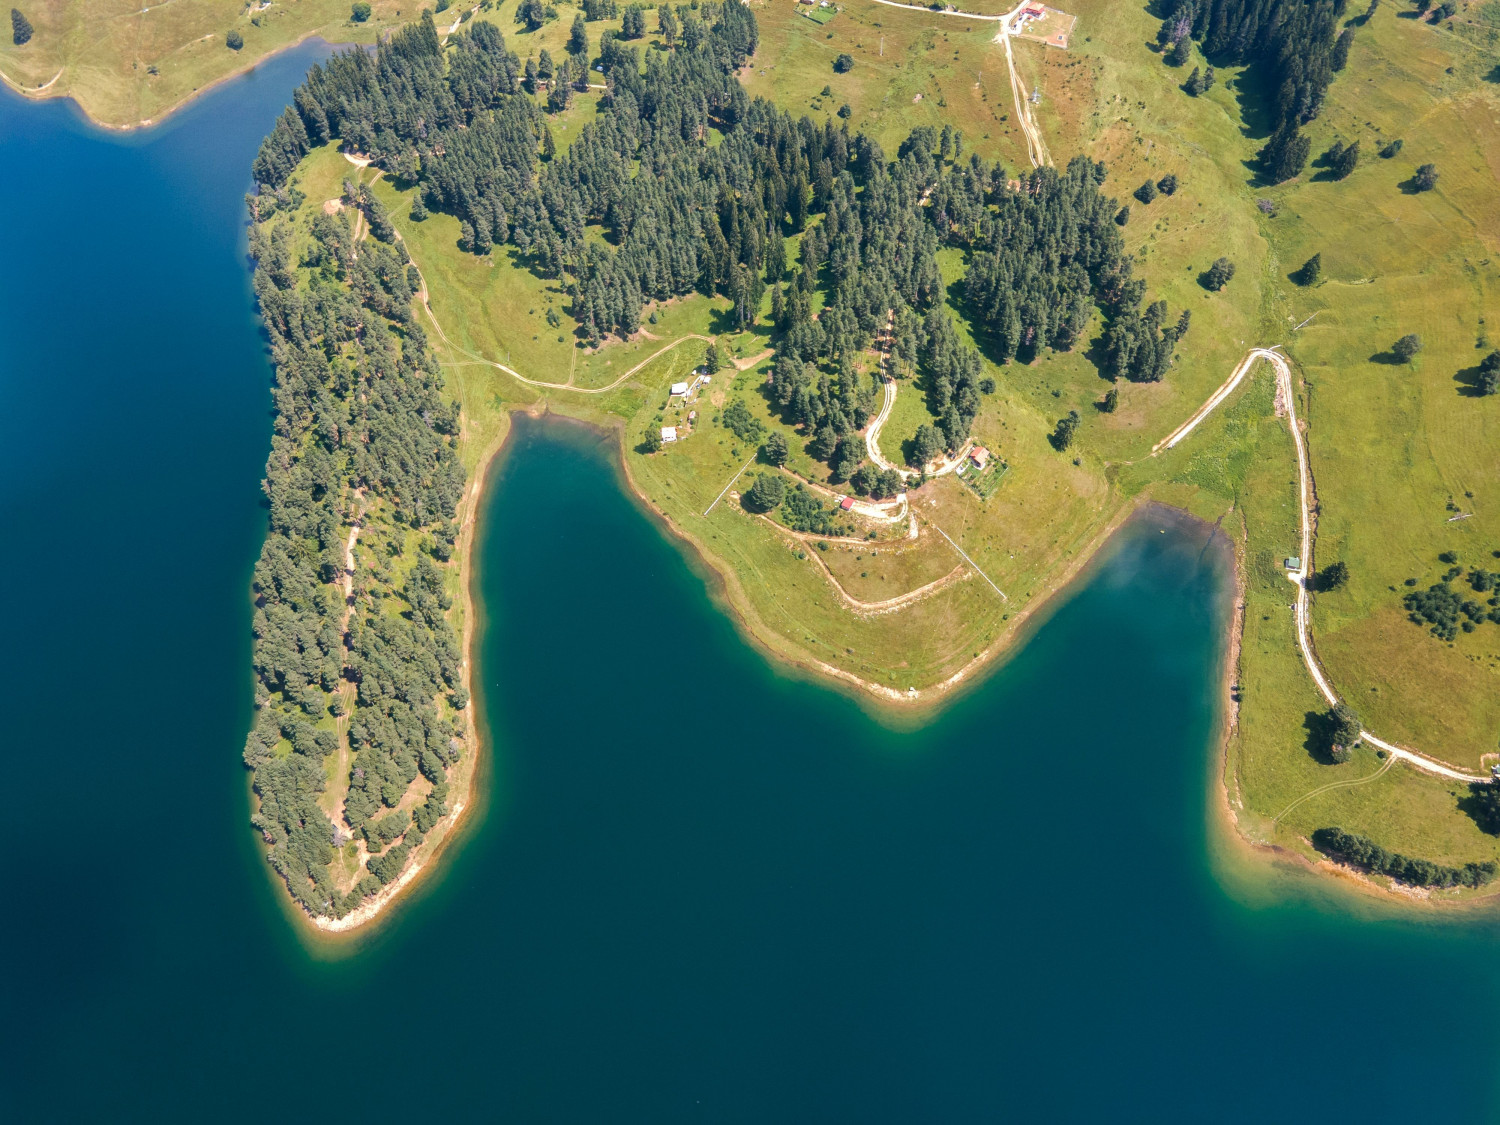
[1081,0,1500,878]
[0,0,408,126]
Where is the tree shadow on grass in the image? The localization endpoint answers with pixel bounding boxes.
[1230,57,1279,144]
[1082,329,1114,382]
[1456,782,1500,834]
[707,305,740,337]
[1454,364,1490,397]
[1368,349,1408,365]
[1302,710,1339,764]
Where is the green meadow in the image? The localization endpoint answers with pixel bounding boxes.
[0,0,409,127]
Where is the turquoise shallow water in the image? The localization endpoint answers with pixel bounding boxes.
[3,53,1500,1122]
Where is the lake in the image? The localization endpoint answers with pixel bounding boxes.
[2,46,1499,1123]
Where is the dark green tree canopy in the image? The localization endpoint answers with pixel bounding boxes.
[1202,257,1235,291]
[744,473,786,512]
[1393,333,1423,360]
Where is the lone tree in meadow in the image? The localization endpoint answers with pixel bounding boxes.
[833,53,854,73]
[1184,64,1217,95]
[1413,163,1439,191]
[1393,333,1423,361]
[1327,703,1363,764]
[704,342,721,374]
[568,14,587,55]
[641,428,662,454]
[1296,253,1322,286]
[1330,140,1359,180]
[1158,173,1179,195]
[1203,257,1236,291]
[1101,386,1119,413]
[1114,205,1130,225]
[1134,178,1158,204]
[1478,351,1500,396]
[11,7,32,45]
[1379,138,1403,159]
[1050,410,1081,451]
[1316,560,1349,592]
[351,2,372,22]
[226,28,244,50]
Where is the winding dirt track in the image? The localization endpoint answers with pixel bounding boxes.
[1161,348,1487,784]
[995,1,1051,169]
[866,0,1050,169]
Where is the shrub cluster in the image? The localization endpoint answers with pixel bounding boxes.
[1312,828,1497,889]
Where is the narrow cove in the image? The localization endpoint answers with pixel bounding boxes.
[3,52,1500,1122]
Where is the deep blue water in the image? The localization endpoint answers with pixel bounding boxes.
[3,49,1500,1122]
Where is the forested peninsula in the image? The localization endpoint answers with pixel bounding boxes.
[239,0,1396,920]
[240,0,1207,919]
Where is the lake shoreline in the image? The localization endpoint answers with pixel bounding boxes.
[305,391,1486,934]
[298,405,522,941]
[0,32,351,133]
[1209,511,1500,911]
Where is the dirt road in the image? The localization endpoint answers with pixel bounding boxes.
[1159,346,1487,783]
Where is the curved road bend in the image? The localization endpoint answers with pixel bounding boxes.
[1159,347,1487,784]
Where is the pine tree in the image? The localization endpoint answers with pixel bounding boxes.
[1050,410,1081,451]
[1330,26,1354,71]
[1296,253,1321,285]
[1166,36,1192,66]
[1331,140,1359,180]
[1260,123,1310,183]
[11,7,32,45]
[568,14,587,55]
[1184,66,1204,95]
